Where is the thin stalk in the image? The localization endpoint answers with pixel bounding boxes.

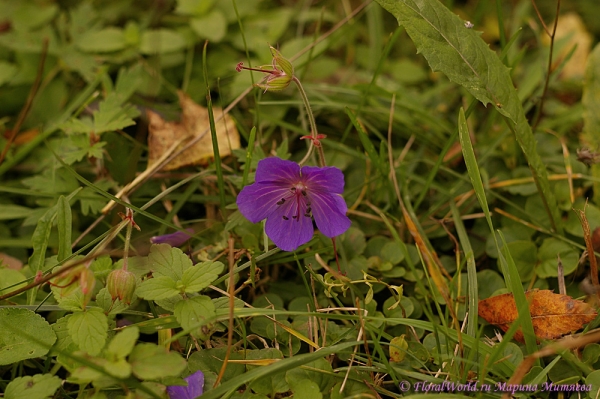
[293,76,326,167]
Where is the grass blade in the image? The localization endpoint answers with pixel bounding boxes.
[458,108,538,356]
[375,0,562,233]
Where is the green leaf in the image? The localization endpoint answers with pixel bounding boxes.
[27,204,58,273]
[0,268,27,297]
[96,288,130,315]
[4,374,62,399]
[176,0,216,15]
[376,0,562,233]
[58,134,107,165]
[136,276,181,300]
[0,308,57,365]
[57,196,72,261]
[246,349,288,395]
[583,44,600,205]
[67,308,108,356]
[0,204,33,220]
[94,93,139,134]
[139,29,186,54]
[174,296,216,338]
[107,326,139,359]
[190,10,227,42]
[129,343,187,380]
[76,27,128,53]
[180,261,224,293]
[149,244,193,280]
[536,238,579,278]
[288,379,322,399]
[0,61,17,85]
[50,315,76,354]
[285,358,334,393]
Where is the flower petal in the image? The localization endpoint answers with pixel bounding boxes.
[255,157,300,184]
[301,165,345,194]
[237,182,290,223]
[166,371,204,399]
[150,228,194,246]
[309,193,351,238]
[166,386,191,399]
[265,197,314,251]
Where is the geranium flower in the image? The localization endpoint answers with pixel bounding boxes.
[166,370,204,399]
[236,157,351,251]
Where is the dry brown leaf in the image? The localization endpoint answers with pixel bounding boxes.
[147,91,240,171]
[478,289,597,343]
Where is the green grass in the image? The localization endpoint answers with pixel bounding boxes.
[1,0,600,398]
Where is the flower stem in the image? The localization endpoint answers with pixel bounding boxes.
[293,76,326,167]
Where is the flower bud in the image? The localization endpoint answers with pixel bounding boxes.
[255,46,294,92]
[106,269,137,304]
[270,46,294,77]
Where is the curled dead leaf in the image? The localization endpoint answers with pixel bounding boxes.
[147,91,240,171]
[478,289,597,343]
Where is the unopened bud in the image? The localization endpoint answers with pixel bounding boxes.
[270,46,293,77]
[106,269,137,305]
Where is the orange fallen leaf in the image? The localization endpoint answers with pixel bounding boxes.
[147,91,240,171]
[478,289,597,343]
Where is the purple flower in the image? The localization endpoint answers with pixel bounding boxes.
[166,370,204,399]
[236,157,351,251]
[150,228,194,246]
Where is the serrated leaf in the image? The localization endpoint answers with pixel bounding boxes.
[130,343,187,380]
[93,93,140,134]
[59,134,107,164]
[67,308,108,356]
[180,261,224,292]
[95,288,130,315]
[174,296,216,338]
[149,243,193,280]
[50,315,75,354]
[0,309,57,365]
[4,374,62,399]
[136,276,181,300]
[376,0,562,233]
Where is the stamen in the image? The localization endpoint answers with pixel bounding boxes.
[292,215,298,219]
[291,187,296,192]
[301,190,307,197]
[282,216,289,220]
[304,213,311,218]
[276,198,285,205]
[306,207,311,213]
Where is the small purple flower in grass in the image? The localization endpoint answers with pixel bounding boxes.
[236,157,351,251]
[167,370,204,399]
[150,228,194,247]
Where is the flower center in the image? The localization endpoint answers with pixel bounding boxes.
[276,184,312,221]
